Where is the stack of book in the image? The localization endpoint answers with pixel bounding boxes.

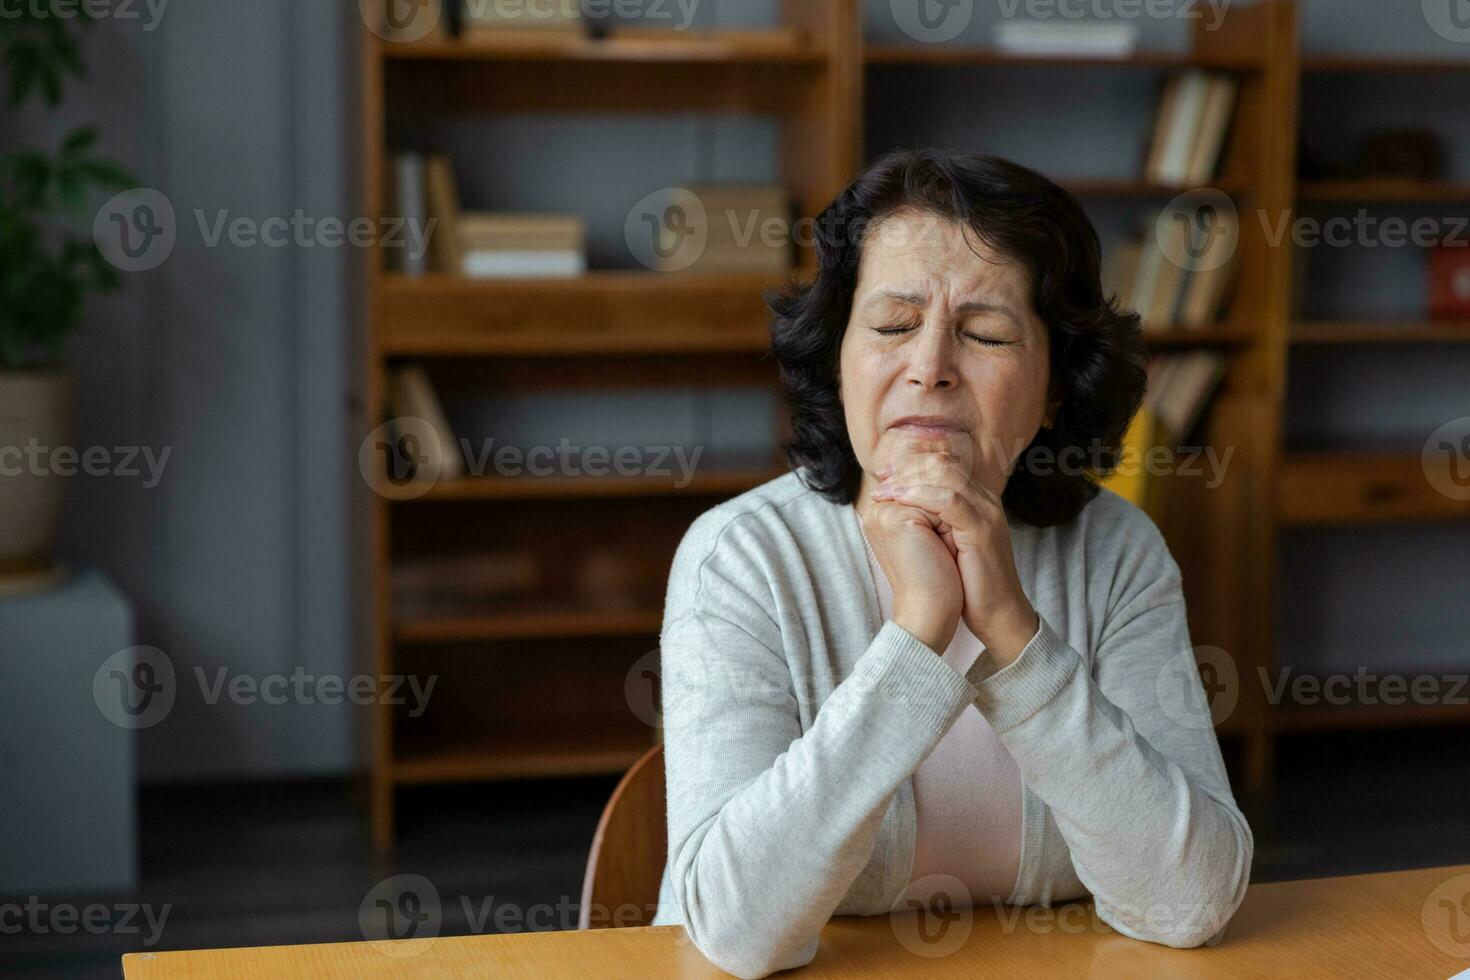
[383,151,586,278]
[644,185,793,274]
[1099,351,1228,510]
[458,213,587,278]
[993,19,1139,58]
[1106,207,1238,333]
[448,0,582,38]
[1143,70,1238,186]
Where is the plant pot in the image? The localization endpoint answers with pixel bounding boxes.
[0,369,73,581]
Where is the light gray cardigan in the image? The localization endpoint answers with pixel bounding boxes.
[648,469,1252,979]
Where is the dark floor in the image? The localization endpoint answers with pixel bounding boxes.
[6,726,1470,979]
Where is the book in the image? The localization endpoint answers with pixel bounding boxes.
[386,364,463,479]
[1152,351,1227,441]
[1097,406,1158,509]
[459,0,581,33]
[993,19,1139,57]
[424,155,463,275]
[1145,214,1191,331]
[1105,238,1142,311]
[653,185,791,274]
[1154,70,1211,185]
[455,211,586,278]
[1145,70,1235,187]
[388,152,428,277]
[1177,210,1239,329]
[1184,75,1238,184]
[460,249,586,278]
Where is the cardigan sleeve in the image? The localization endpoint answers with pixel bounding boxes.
[659,510,976,979]
[963,515,1253,948]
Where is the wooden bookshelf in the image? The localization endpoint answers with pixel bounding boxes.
[361,4,861,847]
[1263,47,1470,760]
[359,0,1331,845]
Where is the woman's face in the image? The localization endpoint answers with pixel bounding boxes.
[838,210,1055,498]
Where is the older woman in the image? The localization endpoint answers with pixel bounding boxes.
[647,149,1252,978]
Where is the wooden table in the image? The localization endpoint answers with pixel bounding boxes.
[123,864,1470,978]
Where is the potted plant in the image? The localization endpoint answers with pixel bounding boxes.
[1,12,134,583]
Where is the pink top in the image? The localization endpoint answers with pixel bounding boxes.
[859,527,1023,909]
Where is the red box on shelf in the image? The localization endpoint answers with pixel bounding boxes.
[1429,239,1470,320]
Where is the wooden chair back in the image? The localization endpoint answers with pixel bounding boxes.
[578,743,666,930]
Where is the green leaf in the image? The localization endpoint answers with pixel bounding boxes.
[62,127,98,157]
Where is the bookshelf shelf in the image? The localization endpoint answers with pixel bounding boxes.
[408,469,785,502]
[376,28,824,65]
[393,730,654,785]
[864,45,1262,71]
[1297,180,1470,202]
[1143,324,1256,346]
[1291,320,1470,345]
[1062,177,1250,197]
[1277,452,1470,526]
[1301,55,1470,75]
[378,272,785,356]
[1272,700,1470,733]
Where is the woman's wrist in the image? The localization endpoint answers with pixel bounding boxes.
[892,603,958,655]
[974,603,1040,669]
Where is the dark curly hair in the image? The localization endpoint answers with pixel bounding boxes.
[768,147,1147,527]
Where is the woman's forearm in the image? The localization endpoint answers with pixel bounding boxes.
[662,616,974,979]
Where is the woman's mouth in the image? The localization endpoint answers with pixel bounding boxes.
[889,416,968,439]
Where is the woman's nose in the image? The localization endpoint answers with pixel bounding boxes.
[905,327,959,390]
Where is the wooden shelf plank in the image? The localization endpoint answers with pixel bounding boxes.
[394,606,662,643]
[864,45,1261,70]
[1302,55,1470,75]
[1143,324,1255,346]
[1278,452,1470,526]
[410,468,783,502]
[1273,700,1470,733]
[378,28,823,65]
[1292,320,1470,345]
[1062,177,1249,197]
[1298,180,1470,202]
[393,731,654,784]
[378,271,784,356]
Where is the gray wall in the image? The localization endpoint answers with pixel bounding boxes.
[10,0,1466,782]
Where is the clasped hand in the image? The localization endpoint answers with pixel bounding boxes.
[860,445,1039,668]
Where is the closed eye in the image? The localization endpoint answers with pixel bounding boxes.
[873,325,1012,346]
